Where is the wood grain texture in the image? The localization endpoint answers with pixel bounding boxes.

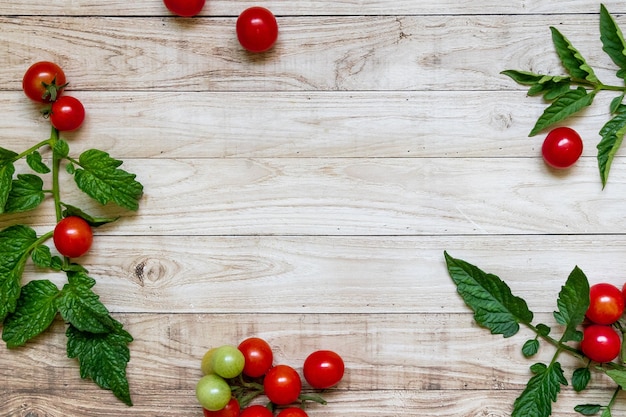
[2,1,626,416]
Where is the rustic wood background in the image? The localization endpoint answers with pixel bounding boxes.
[2,1,626,416]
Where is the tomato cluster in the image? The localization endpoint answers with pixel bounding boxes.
[580,283,626,363]
[23,61,86,132]
[197,337,345,416]
[22,62,93,259]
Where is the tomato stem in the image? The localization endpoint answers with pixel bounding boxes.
[49,126,63,223]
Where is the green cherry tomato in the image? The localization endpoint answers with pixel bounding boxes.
[196,374,231,411]
[201,347,217,375]
[212,345,245,379]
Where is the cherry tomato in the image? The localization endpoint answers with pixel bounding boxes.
[211,345,245,379]
[236,7,279,53]
[580,324,621,363]
[203,398,240,417]
[276,407,308,417]
[541,126,583,169]
[239,405,273,417]
[23,61,66,103]
[303,350,345,389]
[163,0,205,17]
[587,283,625,325]
[238,337,273,377]
[50,96,85,131]
[53,216,93,258]
[196,374,231,411]
[201,347,218,375]
[263,364,301,405]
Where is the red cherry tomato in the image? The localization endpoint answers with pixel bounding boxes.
[53,216,93,258]
[238,337,273,378]
[22,61,66,103]
[50,96,85,131]
[541,126,583,169]
[236,7,279,53]
[263,365,301,405]
[203,398,240,417]
[581,324,621,363]
[587,283,625,325]
[276,407,308,417]
[303,350,345,389]
[239,405,273,417]
[163,0,205,17]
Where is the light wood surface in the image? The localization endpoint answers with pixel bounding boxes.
[3,1,626,416]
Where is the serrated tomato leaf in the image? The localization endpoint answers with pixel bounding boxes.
[500,70,571,100]
[0,147,17,214]
[512,361,567,417]
[66,322,133,406]
[4,174,45,213]
[74,149,143,211]
[26,151,50,174]
[606,369,626,390]
[61,203,120,227]
[444,252,533,338]
[553,266,589,343]
[598,111,626,187]
[572,367,591,392]
[550,27,599,83]
[57,271,118,334]
[522,339,540,357]
[0,225,38,321]
[2,279,60,348]
[529,87,595,136]
[575,404,603,415]
[600,4,626,80]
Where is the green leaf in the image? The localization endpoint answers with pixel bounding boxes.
[529,87,596,136]
[605,369,626,389]
[597,111,626,187]
[602,408,612,417]
[572,367,591,392]
[53,139,70,158]
[0,147,17,214]
[500,70,571,100]
[74,149,143,211]
[553,266,589,343]
[66,322,133,406]
[4,174,45,213]
[61,203,120,227]
[600,4,626,80]
[575,404,603,415]
[512,361,567,417]
[2,280,60,348]
[536,323,551,337]
[610,94,624,114]
[0,225,39,321]
[444,252,533,337]
[522,339,540,357]
[31,244,53,268]
[57,271,118,334]
[550,26,599,83]
[26,151,50,174]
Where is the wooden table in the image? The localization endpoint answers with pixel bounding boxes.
[2,1,626,415]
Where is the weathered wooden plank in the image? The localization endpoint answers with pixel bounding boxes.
[5,388,622,417]
[10,235,626,314]
[1,90,610,159]
[0,14,621,91]
[0,313,614,391]
[0,313,622,416]
[5,157,622,236]
[1,0,625,16]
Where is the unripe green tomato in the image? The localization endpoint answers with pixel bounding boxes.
[201,347,217,375]
[196,374,231,411]
[212,345,245,379]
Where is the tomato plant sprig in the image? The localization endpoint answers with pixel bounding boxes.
[444,251,626,417]
[502,4,626,187]
[0,62,143,406]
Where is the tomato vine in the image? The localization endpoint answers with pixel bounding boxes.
[0,62,143,405]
